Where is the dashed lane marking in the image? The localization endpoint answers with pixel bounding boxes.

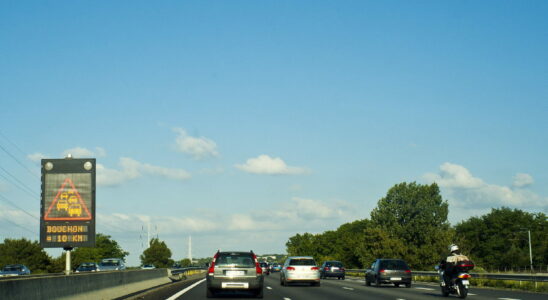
[414,287,435,291]
[342,287,354,290]
[266,286,272,290]
[498,298,521,300]
[283,298,292,300]
[165,278,206,300]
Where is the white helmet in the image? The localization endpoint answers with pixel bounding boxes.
[449,244,459,252]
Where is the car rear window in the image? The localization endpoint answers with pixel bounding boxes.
[325,261,343,267]
[100,260,120,266]
[4,266,22,271]
[289,258,316,266]
[380,260,409,270]
[216,253,255,268]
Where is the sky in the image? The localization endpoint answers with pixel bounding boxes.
[1,0,547,267]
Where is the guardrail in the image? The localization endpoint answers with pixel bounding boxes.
[346,269,548,282]
[168,266,206,282]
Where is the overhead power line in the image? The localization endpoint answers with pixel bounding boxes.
[0,165,39,198]
[0,143,40,179]
[0,193,39,221]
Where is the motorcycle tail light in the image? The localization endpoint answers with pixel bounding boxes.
[458,274,471,279]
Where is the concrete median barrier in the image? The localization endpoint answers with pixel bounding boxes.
[0,269,171,300]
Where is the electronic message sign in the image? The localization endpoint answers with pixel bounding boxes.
[40,158,96,248]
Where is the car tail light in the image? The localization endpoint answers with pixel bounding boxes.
[341,267,345,271]
[311,267,319,271]
[287,266,295,271]
[380,269,385,273]
[324,267,329,271]
[405,269,411,273]
[252,253,263,275]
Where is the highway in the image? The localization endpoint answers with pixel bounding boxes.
[132,273,548,300]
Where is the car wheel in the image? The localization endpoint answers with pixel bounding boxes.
[394,283,400,287]
[405,283,412,288]
[441,286,449,297]
[375,277,381,287]
[365,277,371,286]
[342,276,345,280]
[312,281,321,287]
[255,288,264,298]
[206,288,215,298]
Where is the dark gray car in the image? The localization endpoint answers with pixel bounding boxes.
[320,261,345,280]
[365,259,412,288]
[206,251,264,298]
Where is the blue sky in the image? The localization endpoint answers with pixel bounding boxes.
[1,1,547,266]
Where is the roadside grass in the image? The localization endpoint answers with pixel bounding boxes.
[412,275,548,293]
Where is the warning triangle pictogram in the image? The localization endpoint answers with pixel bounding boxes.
[44,177,92,221]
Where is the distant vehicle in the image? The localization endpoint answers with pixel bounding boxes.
[280,256,320,286]
[319,261,345,280]
[75,262,99,273]
[68,203,82,217]
[365,259,412,288]
[98,258,126,271]
[206,250,264,298]
[141,264,156,269]
[0,264,31,277]
[270,263,282,272]
[259,262,270,275]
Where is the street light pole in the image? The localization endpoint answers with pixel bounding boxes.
[527,230,533,273]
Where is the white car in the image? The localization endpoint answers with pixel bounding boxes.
[280,256,320,286]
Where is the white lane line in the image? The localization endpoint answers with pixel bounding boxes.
[414,287,435,291]
[468,293,477,295]
[266,286,272,290]
[283,298,292,300]
[342,287,354,290]
[498,298,521,300]
[397,299,406,300]
[165,278,206,300]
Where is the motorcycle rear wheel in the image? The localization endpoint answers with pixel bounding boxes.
[457,281,468,298]
[440,286,449,297]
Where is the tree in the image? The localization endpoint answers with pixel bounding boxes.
[179,258,191,267]
[286,233,317,258]
[0,238,52,274]
[355,227,407,268]
[370,182,453,269]
[455,207,548,271]
[140,238,174,268]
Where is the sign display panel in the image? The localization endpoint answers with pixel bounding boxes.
[40,158,96,248]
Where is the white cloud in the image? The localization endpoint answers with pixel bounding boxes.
[235,155,308,175]
[423,163,548,220]
[27,152,47,162]
[173,128,219,160]
[62,147,106,158]
[513,173,534,188]
[97,157,190,187]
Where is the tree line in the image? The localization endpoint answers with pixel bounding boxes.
[286,182,548,272]
[0,234,184,273]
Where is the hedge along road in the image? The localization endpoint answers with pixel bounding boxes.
[161,274,548,300]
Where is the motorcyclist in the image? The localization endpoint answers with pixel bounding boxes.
[439,244,468,286]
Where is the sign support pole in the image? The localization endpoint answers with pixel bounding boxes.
[65,247,73,275]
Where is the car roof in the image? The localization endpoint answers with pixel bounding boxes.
[287,256,314,259]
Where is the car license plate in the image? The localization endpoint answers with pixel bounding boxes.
[462,280,469,285]
[222,282,249,289]
[226,270,245,276]
[390,277,402,281]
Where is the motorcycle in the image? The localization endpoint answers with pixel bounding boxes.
[436,261,474,298]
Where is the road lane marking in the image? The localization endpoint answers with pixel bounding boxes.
[414,287,435,291]
[166,278,206,300]
[342,287,354,290]
[283,298,292,300]
[266,286,272,290]
[498,298,521,300]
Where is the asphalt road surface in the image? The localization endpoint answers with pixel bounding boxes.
[139,273,547,300]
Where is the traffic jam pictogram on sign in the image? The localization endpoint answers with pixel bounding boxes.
[44,177,92,221]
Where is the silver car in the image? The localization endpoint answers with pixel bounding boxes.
[206,251,264,298]
[280,256,320,286]
[98,258,126,271]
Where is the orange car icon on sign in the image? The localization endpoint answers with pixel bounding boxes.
[57,199,69,211]
[68,204,82,217]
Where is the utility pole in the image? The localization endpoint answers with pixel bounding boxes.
[188,236,192,264]
[528,230,533,273]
